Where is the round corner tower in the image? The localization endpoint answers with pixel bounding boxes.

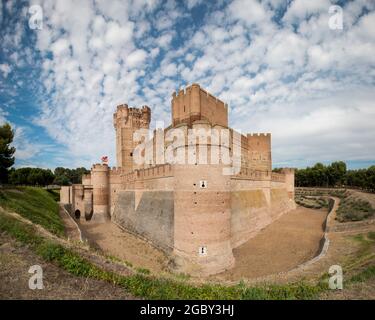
[91,163,110,222]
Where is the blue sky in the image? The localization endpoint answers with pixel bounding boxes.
[0,0,374,170]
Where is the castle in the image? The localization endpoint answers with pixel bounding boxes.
[60,83,296,276]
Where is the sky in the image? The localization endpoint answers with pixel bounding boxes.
[0,0,374,170]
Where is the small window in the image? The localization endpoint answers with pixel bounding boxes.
[130,152,133,156]
[199,246,207,256]
[199,180,207,188]
[184,105,186,112]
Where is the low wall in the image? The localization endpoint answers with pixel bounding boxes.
[112,190,174,252]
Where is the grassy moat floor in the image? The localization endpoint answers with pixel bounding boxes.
[0,186,374,299]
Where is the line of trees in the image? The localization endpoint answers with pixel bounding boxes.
[8,167,90,186]
[0,122,90,186]
[295,161,375,192]
[8,167,55,186]
[52,167,90,185]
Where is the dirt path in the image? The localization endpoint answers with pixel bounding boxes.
[76,219,169,275]
[58,205,81,242]
[0,233,135,300]
[211,206,328,282]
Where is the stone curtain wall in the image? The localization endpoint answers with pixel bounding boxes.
[112,190,174,252]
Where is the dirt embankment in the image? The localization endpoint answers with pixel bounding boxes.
[0,233,135,300]
[212,205,328,281]
[75,219,170,275]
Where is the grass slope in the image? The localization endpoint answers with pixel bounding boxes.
[0,187,64,236]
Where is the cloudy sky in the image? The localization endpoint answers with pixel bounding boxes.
[0,0,374,170]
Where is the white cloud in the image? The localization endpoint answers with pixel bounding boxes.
[1,0,374,169]
[126,49,147,68]
[51,38,70,56]
[228,0,270,26]
[283,0,330,24]
[105,21,134,47]
[0,64,11,77]
[186,0,203,10]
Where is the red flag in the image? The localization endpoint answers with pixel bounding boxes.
[101,156,108,163]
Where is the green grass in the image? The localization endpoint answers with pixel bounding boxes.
[0,212,326,300]
[344,232,375,278]
[336,197,375,222]
[346,232,375,284]
[136,267,151,275]
[46,189,60,202]
[0,187,64,236]
[349,265,375,283]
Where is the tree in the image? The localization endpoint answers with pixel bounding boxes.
[53,174,70,186]
[0,123,16,183]
[53,166,90,185]
[327,161,346,186]
[8,167,55,186]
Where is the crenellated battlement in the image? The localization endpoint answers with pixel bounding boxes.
[122,163,173,182]
[113,104,151,170]
[110,167,122,175]
[173,84,227,106]
[172,83,228,127]
[92,163,109,171]
[271,172,286,182]
[247,133,271,137]
[113,104,150,129]
[281,167,295,174]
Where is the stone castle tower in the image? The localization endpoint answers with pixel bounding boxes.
[113,104,151,172]
[171,83,228,127]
